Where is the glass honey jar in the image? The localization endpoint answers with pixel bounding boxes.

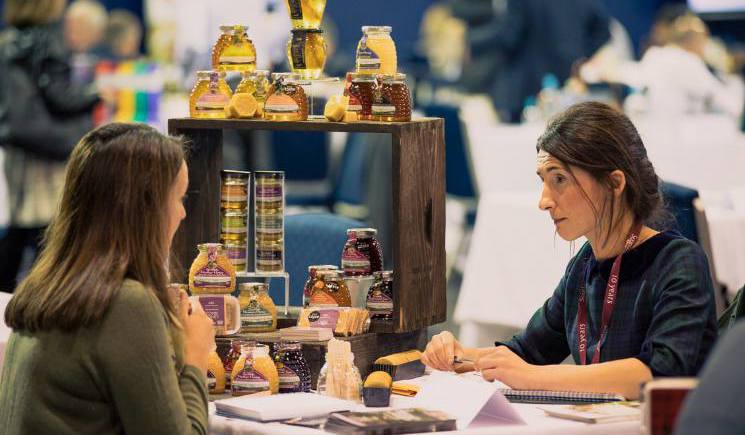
[372,73,411,122]
[309,270,352,307]
[216,25,256,72]
[285,0,326,29]
[189,71,232,119]
[286,28,327,80]
[356,26,397,76]
[211,25,234,70]
[236,70,270,117]
[264,73,309,121]
[348,73,377,121]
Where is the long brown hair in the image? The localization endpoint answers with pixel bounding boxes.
[6,123,185,332]
[537,102,669,248]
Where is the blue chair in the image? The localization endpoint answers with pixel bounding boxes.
[331,133,371,219]
[269,130,330,207]
[267,213,365,306]
[661,181,699,243]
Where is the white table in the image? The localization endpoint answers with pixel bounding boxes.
[209,376,640,435]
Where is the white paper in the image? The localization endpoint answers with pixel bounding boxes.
[412,371,525,429]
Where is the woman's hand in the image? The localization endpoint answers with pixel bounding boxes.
[475,345,540,389]
[421,331,465,372]
[178,293,215,375]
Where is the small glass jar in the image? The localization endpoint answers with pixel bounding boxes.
[309,270,352,307]
[264,73,309,121]
[341,228,383,276]
[367,270,394,320]
[356,26,397,76]
[188,243,236,294]
[220,170,250,210]
[238,282,277,333]
[373,74,411,122]
[275,341,312,393]
[286,28,327,80]
[232,343,278,396]
[189,71,232,119]
[236,70,270,117]
[217,25,256,72]
[222,339,246,389]
[285,0,326,29]
[304,265,339,306]
[223,243,247,273]
[343,72,362,119]
[348,73,377,121]
[220,210,248,241]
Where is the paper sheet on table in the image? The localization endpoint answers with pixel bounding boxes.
[412,371,525,429]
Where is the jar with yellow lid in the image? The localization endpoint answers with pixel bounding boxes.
[356,26,397,76]
[238,282,277,333]
[231,343,279,395]
[264,73,309,121]
[372,73,411,122]
[236,70,270,117]
[286,28,327,80]
[285,0,326,29]
[188,243,236,294]
[216,25,256,72]
[189,71,232,119]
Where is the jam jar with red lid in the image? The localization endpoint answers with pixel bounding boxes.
[341,228,383,276]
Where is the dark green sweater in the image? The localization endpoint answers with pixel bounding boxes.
[0,279,209,434]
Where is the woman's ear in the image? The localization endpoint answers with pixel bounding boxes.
[609,170,626,198]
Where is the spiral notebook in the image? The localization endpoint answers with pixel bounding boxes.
[498,388,625,405]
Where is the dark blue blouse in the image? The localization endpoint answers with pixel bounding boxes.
[503,231,717,376]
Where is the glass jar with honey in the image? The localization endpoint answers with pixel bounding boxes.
[286,28,327,80]
[189,71,232,119]
[188,243,236,294]
[303,265,339,306]
[236,70,270,117]
[221,170,250,210]
[372,73,411,122]
[348,73,377,121]
[264,73,309,121]
[309,270,352,307]
[356,26,397,76]
[216,25,256,72]
[211,26,234,70]
[238,282,278,333]
[285,0,326,29]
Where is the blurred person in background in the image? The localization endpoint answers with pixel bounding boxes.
[103,9,143,61]
[64,0,107,84]
[638,13,744,119]
[452,0,610,123]
[0,0,102,293]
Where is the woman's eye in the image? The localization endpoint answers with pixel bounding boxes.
[553,175,565,184]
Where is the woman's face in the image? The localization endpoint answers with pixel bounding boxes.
[536,150,607,242]
[165,161,188,252]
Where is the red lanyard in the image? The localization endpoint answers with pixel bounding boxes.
[577,224,642,365]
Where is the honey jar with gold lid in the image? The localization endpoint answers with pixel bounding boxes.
[216,25,256,72]
[189,71,232,119]
[264,73,309,121]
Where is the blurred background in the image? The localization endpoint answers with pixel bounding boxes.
[1,0,744,344]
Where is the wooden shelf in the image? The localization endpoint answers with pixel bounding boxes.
[168,117,446,335]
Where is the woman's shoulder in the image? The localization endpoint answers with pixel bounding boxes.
[109,279,164,318]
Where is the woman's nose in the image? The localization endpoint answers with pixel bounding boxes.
[538,185,555,211]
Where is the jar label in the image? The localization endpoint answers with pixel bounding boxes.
[347,103,362,112]
[264,93,300,114]
[277,363,301,393]
[225,246,247,262]
[196,296,226,327]
[288,0,303,19]
[256,216,283,230]
[241,300,274,330]
[195,92,230,113]
[194,264,232,289]
[342,246,371,275]
[219,55,256,66]
[357,37,381,72]
[232,366,270,394]
[367,290,393,315]
[256,249,283,260]
[372,104,396,115]
[291,32,307,70]
[256,185,283,198]
[306,308,340,326]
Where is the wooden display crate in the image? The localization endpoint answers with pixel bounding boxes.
[168,118,446,334]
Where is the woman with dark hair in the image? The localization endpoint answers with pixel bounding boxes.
[422,102,717,399]
[0,123,214,434]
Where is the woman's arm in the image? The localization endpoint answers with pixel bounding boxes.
[476,346,652,399]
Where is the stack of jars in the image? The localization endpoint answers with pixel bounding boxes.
[254,171,285,272]
[220,170,250,273]
[343,26,411,123]
[190,25,258,119]
[285,0,328,80]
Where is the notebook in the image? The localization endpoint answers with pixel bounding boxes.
[499,388,625,405]
[213,392,354,422]
[539,402,641,424]
[323,408,457,434]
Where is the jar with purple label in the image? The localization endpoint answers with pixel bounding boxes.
[341,228,383,276]
[274,341,312,393]
[367,270,393,320]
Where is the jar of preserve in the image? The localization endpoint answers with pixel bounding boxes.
[341,228,383,276]
[220,170,249,210]
[285,0,326,29]
[189,71,232,119]
[373,73,411,122]
[264,73,309,121]
[286,28,327,80]
[238,282,277,333]
[274,341,312,393]
[356,26,397,76]
[188,243,236,294]
[220,210,248,243]
[236,70,270,117]
[222,339,246,389]
[309,270,351,307]
[223,243,247,273]
[231,343,279,395]
[217,25,256,72]
[348,73,377,121]
[303,265,339,306]
[211,25,233,70]
[367,270,394,320]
